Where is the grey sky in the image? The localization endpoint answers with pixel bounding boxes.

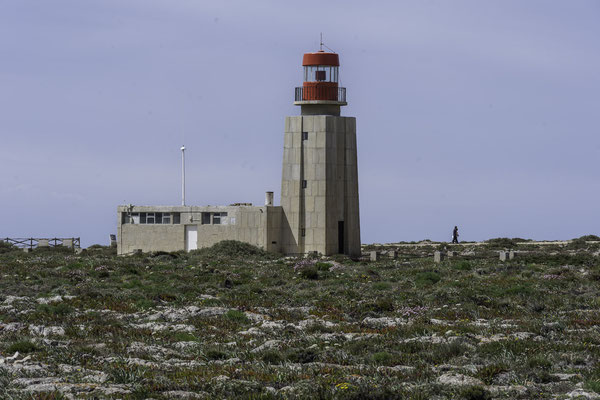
[1,0,598,246]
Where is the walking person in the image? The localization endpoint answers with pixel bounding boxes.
[452,226,459,244]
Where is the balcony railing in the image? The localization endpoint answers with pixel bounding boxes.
[295,86,346,102]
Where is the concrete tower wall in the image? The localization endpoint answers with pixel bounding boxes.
[281,115,360,257]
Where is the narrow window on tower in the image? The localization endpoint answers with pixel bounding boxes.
[301,228,306,237]
[302,180,307,189]
[302,132,308,140]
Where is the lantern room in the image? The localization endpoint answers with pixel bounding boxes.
[294,50,347,108]
[303,51,339,83]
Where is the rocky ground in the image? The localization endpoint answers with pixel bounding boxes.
[0,237,599,399]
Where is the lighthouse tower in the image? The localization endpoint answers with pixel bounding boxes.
[280,49,360,257]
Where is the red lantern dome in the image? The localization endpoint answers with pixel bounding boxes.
[294,50,346,106]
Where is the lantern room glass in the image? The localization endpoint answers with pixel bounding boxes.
[303,66,339,83]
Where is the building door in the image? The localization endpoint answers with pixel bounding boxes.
[338,221,344,254]
[185,225,198,252]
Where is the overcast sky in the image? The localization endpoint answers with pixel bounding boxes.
[1,0,599,246]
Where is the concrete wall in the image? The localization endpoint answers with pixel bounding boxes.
[281,115,361,257]
[117,205,282,255]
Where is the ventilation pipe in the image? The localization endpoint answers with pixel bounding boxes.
[265,191,274,206]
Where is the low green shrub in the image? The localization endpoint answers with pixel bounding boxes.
[454,261,472,271]
[287,348,318,363]
[476,363,507,384]
[300,267,319,280]
[0,241,17,254]
[585,379,600,394]
[504,284,533,296]
[205,349,228,360]
[372,281,392,290]
[415,271,441,286]
[193,240,270,258]
[261,350,283,364]
[37,302,73,317]
[224,309,250,324]
[7,340,38,354]
[372,351,393,365]
[107,361,148,384]
[367,297,394,312]
[527,355,552,370]
[460,385,491,400]
[315,262,332,271]
[485,238,528,249]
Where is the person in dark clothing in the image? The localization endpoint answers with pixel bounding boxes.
[452,226,459,244]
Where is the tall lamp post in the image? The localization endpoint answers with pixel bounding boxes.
[181,145,186,206]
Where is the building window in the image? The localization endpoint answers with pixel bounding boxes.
[125,212,180,225]
[302,132,308,140]
[146,213,155,224]
[302,180,307,188]
[301,228,306,237]
[122,213,140,224]
[213,212,227,225]
[201,213,211,225]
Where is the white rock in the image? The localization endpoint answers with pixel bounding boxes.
[362,317,406,328]
[552,373,579,381]
[13,377,61,387]
[36,295,75,304]
[512,332,535,340]
[261,320,285,330]
[28,325,65,337]
[95,386,132,395]
[84,371,109,383]
[163,390,207,399]
[566,389,600,399]
[251,340,282,353]
[487,385,528,395]
[238,327,263,336]
[244,312,266,322]
[22,383,60,392]
[437,373,484,386]
[3,295,28,305]
[264,387,278,395]
[14,355,31,364]
[131,322,195,333]
[196,307,227,318]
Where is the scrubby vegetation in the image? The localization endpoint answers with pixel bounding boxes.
[0,239,599,399]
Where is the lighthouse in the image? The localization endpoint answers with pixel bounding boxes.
[280,49,361,257]
[116,46,360,257]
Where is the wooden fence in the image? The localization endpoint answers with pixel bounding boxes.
[2,237,80,249]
